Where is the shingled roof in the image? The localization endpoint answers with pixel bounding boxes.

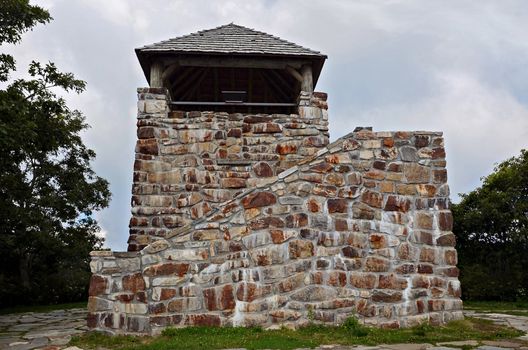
[136,23,326,58]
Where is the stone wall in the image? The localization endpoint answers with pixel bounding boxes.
[129,88,329,251]
[89,127,463,334]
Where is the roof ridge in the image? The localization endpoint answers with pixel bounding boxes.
[136,23,325,57]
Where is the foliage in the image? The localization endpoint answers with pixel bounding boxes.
[342,316,369,337]
[0,0,111,307]
[452,149,528,301]
[70,318,524,350]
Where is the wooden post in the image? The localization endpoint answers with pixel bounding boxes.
[150,60,164,88]
[301,64,313,92]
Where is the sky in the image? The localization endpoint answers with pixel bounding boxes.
[3,0,528,250]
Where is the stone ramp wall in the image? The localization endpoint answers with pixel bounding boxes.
[89,129,462,335]
[129,88,329,251]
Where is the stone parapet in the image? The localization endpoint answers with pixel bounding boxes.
[89,129,463,334]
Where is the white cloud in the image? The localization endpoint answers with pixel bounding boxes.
[12,0,528,249]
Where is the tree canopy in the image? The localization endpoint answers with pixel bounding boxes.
[0,0,111,306]
[453,149,528,301]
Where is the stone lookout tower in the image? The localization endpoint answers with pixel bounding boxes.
[89,24,463,334]
[129,23,329,251]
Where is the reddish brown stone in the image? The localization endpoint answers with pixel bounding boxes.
[143,263,189,277]
[289,240,314,259]
[227,128,242,137]
[433,169,447,183]
[249,216,284,230]
[441,267,460,277]
[342,246,361,258]
[420,247,436,263]
[372,291,402,303]
[415,212,433,230]
[438,212,453,231]
[394,263,416,274]
[149,303,166,314]
[137,127,155,139]
[418,264,433,274]
[387,162,402,172]
[403,163,430,183]
[253,123,282,133]
[379,274,408,289]
[300,173,324,183]
[270,230,287,244]
[432,147,446,159]
[115,293,134,303]
[307,198,322,212]
[88,275,108,296]
[365,257,390,272]
[244,115,272,123]
[278,273,305,292]
[327,198,348,213]
[325,173,345,186]
[416,300,426,314]
[253,162,273,177]
[361,190,383,208]
[276,143,298,155]
[356,299,376,317]
[160,288,178,301]
[335,218,348,231]
[328,271,347,287]
[185,314,221,327]
[236,282,272,302]
[122,273,146,293]
[413,231,433,245]
[312,184,337,197]
[203,285,235,311]
[444,250,457,266]
[221,178,247,188]
[437,233,456,246]
[150,315,183,327]
[350,273,377,289]
[397,243,413,260]
[285,213,308,228]
[241,191,276,209]
[428,300,445,311]
[136,139,158,155]
[369,234,387,249]
[87,313,98,328]
[384,195,411,212]
[310,162,333,173]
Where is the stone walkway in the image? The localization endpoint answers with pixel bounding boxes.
[0,309,87,350]
[0,309,527,350]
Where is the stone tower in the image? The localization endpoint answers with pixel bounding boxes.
[129,24,329,251]
[88,24,463,334]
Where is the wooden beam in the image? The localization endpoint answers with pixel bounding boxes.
[177,57,309,70]
[172,68,204,97]
[286,65,303,82]
[301,64,313,92]
[181,68,209,100]
[270,70,293,98]
[150,60,164,88]
[162,63,179,80]
[259,70,290,102]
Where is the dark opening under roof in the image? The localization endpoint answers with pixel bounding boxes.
[135,23,327,87]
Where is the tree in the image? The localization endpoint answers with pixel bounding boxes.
[0,0,111,306]
[452,149,528,301]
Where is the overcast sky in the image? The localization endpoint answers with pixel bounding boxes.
[4,0,528,250]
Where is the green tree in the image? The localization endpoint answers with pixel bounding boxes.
[452,149,528,301]
[0,0,111,306]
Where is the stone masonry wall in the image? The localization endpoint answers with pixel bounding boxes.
[129,88,329,251]
[89,128,463,335]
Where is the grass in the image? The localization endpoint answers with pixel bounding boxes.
[464,300,528,316]
[70,317,524,350]
[0,301,87,315]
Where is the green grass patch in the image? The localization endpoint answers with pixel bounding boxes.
[0,301,87,315]
[70,317,524,350]
[464,300,528,316]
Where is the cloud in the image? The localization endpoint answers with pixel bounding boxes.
[6,0,528,249]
